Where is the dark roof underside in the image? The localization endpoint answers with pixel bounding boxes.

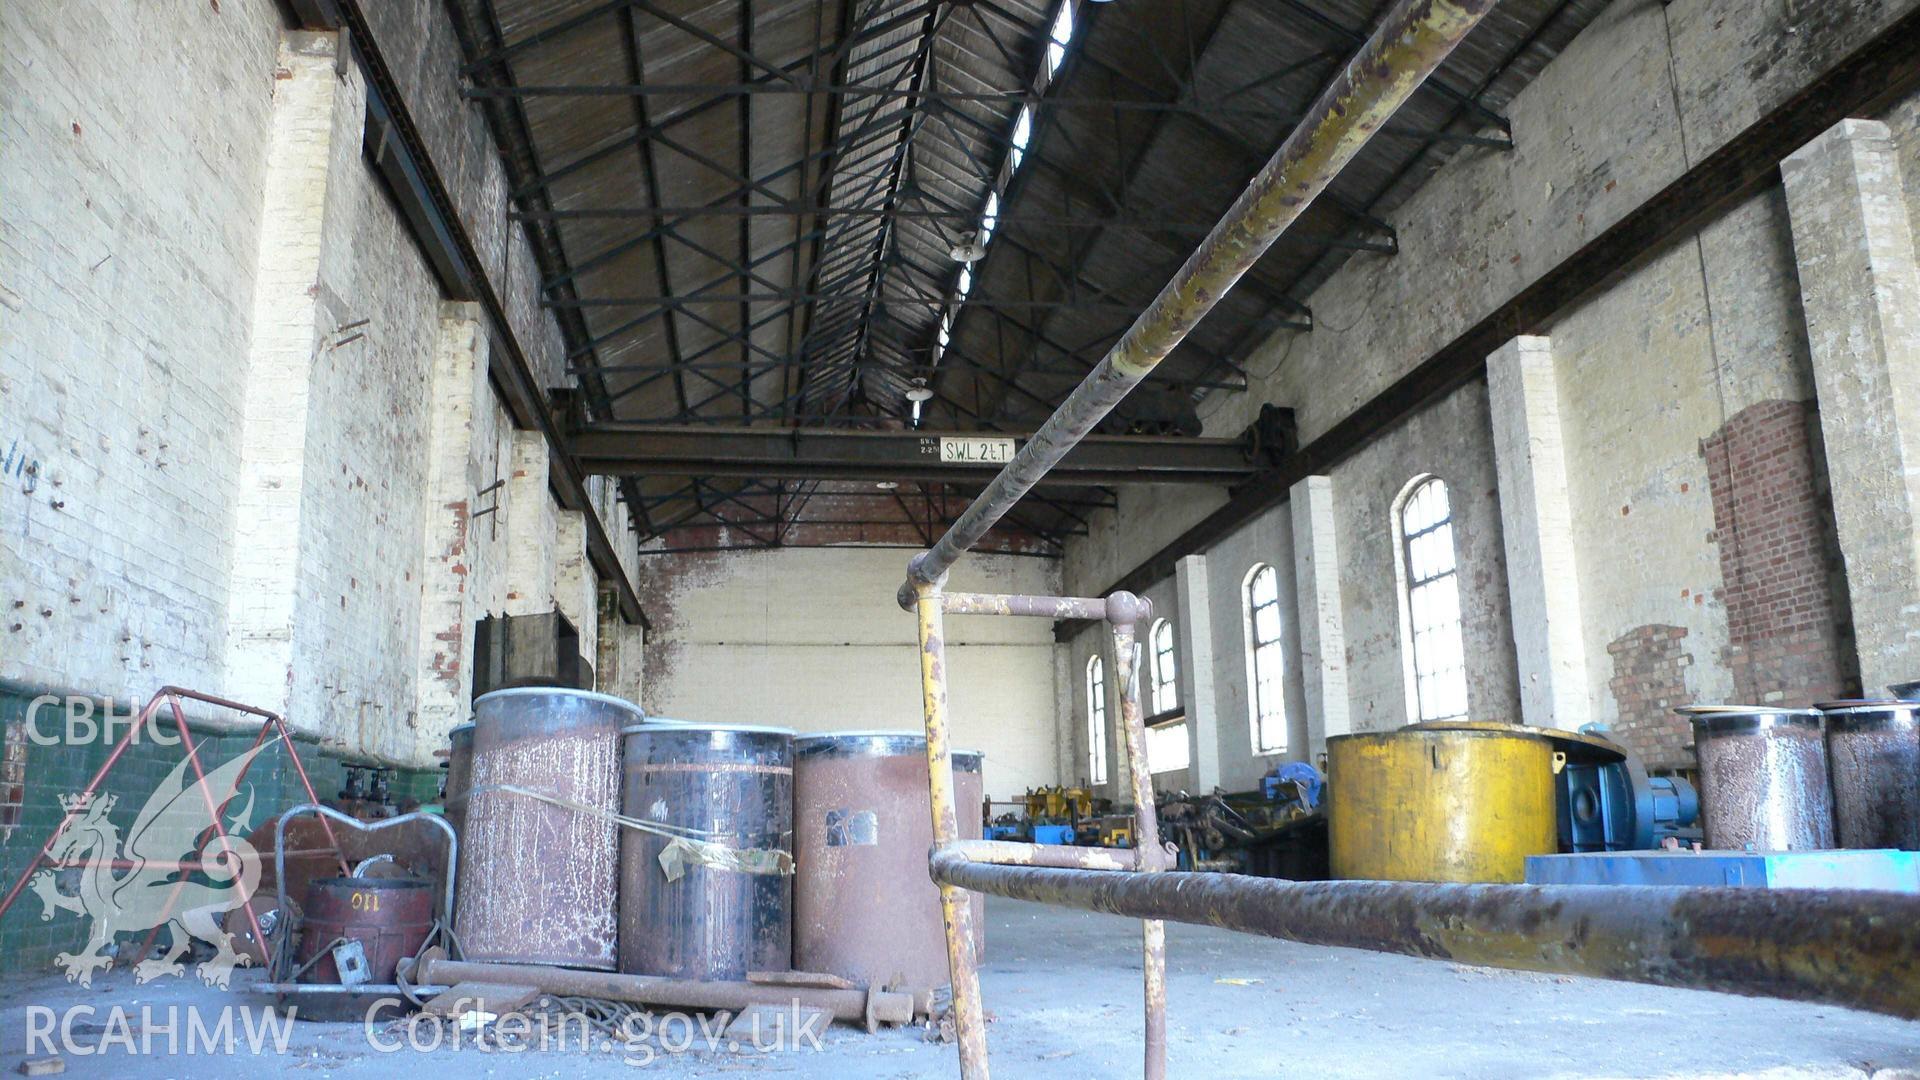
[451,0,1609,553]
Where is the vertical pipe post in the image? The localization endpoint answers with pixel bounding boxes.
[914,579,990,1078]
[1108,592,1168,1080]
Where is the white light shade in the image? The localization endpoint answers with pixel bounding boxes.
[904,381,935,403]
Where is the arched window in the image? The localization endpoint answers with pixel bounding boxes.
[1149,618,1178,714]
[1144,618,1189,773]
[1400,476,1469,721]
[1086,655,1109,785]
[1244,564,1287,754]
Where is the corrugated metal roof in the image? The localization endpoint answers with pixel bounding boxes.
[451,0,1610,550]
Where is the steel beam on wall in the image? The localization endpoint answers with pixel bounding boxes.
[570,424,1261,486]
[1087,2,1920,604]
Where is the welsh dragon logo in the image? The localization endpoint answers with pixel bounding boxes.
[30,745,267,988]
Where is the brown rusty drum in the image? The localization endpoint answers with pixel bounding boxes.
[793,733,985,993]
[619,723,795,981]
[444,722,474,836]
[295,877,434,984]
[456,687,639,970]
[1822,701,1920,850]
[1684,707,1834,851]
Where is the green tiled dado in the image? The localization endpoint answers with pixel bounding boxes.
[0,682,443,973]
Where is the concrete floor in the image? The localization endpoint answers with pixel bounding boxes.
[1,898,1917,1077]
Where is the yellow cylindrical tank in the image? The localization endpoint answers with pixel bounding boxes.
[1327,724,1559,883]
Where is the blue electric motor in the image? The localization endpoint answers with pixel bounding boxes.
[1558,755,1699,852]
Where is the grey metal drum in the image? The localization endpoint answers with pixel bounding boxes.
[1683,707,1834,851]
[793,732,985,993]
[456,687,640,969]
[444,722,474,837]
[619,723,795,981]
[1822,701,1920,850]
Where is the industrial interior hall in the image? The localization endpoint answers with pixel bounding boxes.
[6,0,1920,1075]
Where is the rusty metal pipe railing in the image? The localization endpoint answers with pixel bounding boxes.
[945,838,1140,871]
[899,0,1499,608]
[940,592,1109,619]
[912,580,990,1075]
[929,587,1167,1076]
[1106,598,1170,1080]
[904,2,1497,1075]
[927,854,1920,1021]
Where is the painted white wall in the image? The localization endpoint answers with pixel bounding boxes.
[1057,0,1920,795]
[0,4,638,764]
[636,547,1064,799]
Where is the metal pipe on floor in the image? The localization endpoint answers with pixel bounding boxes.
[410,951,915,1027]
[926,854,1920,1021]
[912,580,990,1077]
[898,0,1500,608]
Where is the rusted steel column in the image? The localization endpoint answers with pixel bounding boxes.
[913,580,991,1079]
[926,854,1920,1021]
[941,592,1108,620]
[945,838,1138,870]
[1108,593,1169,1080]
[898,0,1500,607]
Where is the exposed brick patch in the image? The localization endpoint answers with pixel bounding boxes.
[1607,624,1697,769]
[1700,400,1854,706]
[0,718,24,840]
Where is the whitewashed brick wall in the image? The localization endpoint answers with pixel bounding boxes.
[0,0,281,693]
[1,3,635,765]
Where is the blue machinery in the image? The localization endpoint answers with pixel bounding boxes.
[1558,755,1700,852]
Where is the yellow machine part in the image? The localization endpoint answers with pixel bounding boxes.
[1327,724,1560,883]
[1024,785,1094,822]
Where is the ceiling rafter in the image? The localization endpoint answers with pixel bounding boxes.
[459,0,1605,549]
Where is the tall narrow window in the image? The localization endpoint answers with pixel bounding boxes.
[1145,618,1188,774]
[1244,564,1287,754]
[1149,618,1178,714]
[1086,655,1109,785]
[1401,477,1469,721]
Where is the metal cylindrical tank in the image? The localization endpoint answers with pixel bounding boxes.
[1685,707,1834,851]
[619,723,795,981]
[444,722,474,836]
[296,877,435,984]
[1821,701,1920,850]
[456,687,638,970]
[792,733,985,992]
[1327,724,1558,883]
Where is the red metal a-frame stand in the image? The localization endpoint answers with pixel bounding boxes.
[0,685,349,961]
